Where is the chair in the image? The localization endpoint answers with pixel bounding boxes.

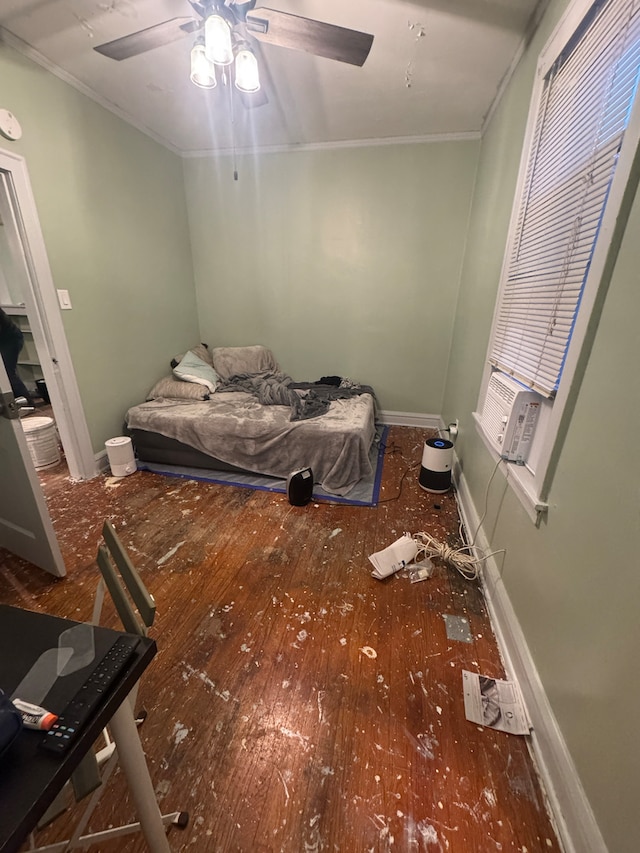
[90,519,156,767]
[28,520,188,851]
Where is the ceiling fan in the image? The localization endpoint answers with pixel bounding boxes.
[94,1,374,105]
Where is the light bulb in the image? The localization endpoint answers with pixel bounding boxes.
[190,41,216,88]
[234,48,260,93]
[205,14,233,66]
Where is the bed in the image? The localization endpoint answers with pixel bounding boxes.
[125,345,377,496]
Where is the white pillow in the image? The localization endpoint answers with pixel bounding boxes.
[173,351,220,393]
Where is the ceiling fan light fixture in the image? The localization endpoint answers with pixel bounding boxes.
[190,40,217,89]
[234,48,260,94]
[204,14,234,66]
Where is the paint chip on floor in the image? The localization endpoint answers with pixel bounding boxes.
[360,646,377,659]
[173,722,189,745]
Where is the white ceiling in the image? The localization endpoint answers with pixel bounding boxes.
[0,0,543,155]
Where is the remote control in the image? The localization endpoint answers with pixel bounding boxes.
[40,634,140,756]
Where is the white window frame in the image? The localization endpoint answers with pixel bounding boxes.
[474,0,640,523]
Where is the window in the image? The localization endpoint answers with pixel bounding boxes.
[475,0,640,521]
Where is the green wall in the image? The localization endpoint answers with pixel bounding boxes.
[442,0,640,850]
[3,16,634,848]
[0,43,199,450]
[184,142,479,413]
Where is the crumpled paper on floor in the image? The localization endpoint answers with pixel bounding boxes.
[369,534,419,580]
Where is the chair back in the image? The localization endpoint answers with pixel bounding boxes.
[95,521,155,637]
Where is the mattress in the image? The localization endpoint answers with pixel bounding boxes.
[129,429,247,473]
[125,390,376,496]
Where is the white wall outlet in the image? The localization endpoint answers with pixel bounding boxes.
[57,289,72,310]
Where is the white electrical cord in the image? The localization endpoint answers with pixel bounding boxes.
[411,455,506,581]
[411,531,505,581]
[469,455,504,546]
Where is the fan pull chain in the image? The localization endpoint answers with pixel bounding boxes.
[227,70,239,181]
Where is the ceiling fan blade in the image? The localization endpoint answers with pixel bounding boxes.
[94,17,200,61]
[244,8,373,67]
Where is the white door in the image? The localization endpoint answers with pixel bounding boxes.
[0,148,96,481]
[0,359,66,577]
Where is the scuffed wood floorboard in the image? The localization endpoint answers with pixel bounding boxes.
[0,426,561,852]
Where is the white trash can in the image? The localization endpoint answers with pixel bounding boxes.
[21,416,61,470]
[105,436,136,477]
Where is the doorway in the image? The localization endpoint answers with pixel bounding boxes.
[0,146,95,481]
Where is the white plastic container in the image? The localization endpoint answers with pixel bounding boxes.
[105,436,136,477]
[21,416,61,470]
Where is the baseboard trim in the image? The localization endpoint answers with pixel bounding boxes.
[454,461,608,853]
[94,449,110,474]
[380,410,442,429]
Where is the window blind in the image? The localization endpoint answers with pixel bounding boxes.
[490,0,640,397]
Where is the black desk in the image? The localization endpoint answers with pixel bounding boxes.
[0,604,168,853]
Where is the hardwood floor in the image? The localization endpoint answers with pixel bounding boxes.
[1,426,562,852]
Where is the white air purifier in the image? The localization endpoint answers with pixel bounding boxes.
[105,436,136,477]
[419,437,454,494]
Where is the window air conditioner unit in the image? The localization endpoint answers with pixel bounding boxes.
[480,371,541,464]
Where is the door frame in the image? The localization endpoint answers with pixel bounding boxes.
[0,146,95,480]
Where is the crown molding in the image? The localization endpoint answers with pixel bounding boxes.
[482,0,551,134]
[0,28,181,155]
[183,131,481,159]
[1,27,480,159]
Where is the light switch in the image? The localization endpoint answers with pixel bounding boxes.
[57,289,72,310]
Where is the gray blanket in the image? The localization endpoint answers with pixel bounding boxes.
[125,391,376,495]
[222,370,376,421]
[220,371,304,416]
